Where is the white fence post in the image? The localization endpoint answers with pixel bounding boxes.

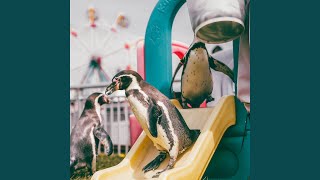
[124,101,129,153]
[117,97,121,154]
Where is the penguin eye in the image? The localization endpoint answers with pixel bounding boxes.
[113,77,120,82]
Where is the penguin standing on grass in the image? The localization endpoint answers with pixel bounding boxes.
[105,70,200,178]
[170,41,234,108]
[70,93,113,176]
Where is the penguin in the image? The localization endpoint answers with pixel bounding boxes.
[170,41,234,108]
[105,70,200,178]
[70,92,113,176]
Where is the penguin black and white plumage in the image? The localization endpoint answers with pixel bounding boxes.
[70,93,113,176]
[170,40,234,108]
[105,70,200,178]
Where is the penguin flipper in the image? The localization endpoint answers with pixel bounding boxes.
[93,125,108,141]
[209,57,235,82]
[170,59,184,98]
[148,103,163,138]
[212,45,223,54]
[93,125,113,155]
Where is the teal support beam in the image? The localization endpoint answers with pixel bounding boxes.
[144,0,186,98]
[233,39,240,94]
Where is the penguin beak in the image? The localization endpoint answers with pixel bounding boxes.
[105,81,120,95]
[103,95,111,104]
[98,94,111,105]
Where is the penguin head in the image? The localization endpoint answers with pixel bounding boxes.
[105,70,143,95]
[189,41,207,52]
[184,42,208,60]
[97,94,110,105]
[85,93,110,109]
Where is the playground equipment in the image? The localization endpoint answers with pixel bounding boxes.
[92,0,250,179]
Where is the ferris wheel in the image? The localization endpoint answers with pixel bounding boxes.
[70,5,142,85]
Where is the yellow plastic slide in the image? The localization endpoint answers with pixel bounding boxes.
[91,95,236,180]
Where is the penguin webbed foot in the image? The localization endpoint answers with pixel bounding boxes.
[142,152,167,173]
[181,100,192,109]
[151,156,176,178]
[70,167,75,178]
[181,96,189,109]
[206,96,214,103]
[88,167,94,176]
[181,102,189,109]
[152,172,161,178]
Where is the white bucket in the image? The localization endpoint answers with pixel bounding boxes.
[186,0,246,44]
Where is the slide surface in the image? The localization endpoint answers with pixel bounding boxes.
[91,95,236,180]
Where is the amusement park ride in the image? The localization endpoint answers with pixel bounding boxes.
[70,6,141,85]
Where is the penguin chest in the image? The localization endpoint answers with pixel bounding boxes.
[182,48,213,100]
[127,96,170,151]
[89,127,96,157]
[127,95,149,132]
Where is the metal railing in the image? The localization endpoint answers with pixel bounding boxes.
[70,83,131,155]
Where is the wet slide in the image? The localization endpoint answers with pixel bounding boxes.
[91,95,236,180]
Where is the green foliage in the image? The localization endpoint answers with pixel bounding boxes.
[70,154,124,180]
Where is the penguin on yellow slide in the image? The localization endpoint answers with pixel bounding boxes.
[105,70,200,178]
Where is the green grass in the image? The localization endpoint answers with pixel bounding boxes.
[70,154,124,180]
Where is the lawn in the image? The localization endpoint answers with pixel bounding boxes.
[70,154,124,180]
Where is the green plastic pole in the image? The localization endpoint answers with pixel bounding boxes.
[144,0,186,98]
